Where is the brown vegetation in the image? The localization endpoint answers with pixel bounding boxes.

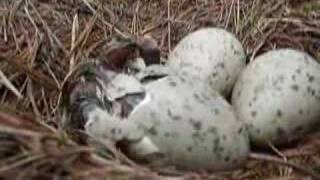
[0,0,319,179]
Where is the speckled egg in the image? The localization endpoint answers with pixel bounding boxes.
[166,28,246,96]
[232,49,320,147]
[83,74,249,171]
[125,75,250,171]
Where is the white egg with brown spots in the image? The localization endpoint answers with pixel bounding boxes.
[68,61,250,171]
[232,49,320,147]
[167,28,246,97]
[84,75,250,171]
[125,75,250,171]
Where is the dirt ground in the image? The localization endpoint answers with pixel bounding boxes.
[0,0,319,179]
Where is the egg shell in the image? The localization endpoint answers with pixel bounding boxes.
[167,28,246,96]
[127,75,250,171]
[232,49,320,147]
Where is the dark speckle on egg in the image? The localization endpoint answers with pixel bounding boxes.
[306,73,315,83]
[226,75,230,81]
[164,132,171,137]
[251,111,257,117]
[308,76,315,83]
[252,96,257,102]
[212,138,221,153]
[236,90,241,97]
[183,104,193,111]
[298,109,304,115]
[208,126,218,135]
[116,86,125,92]
[193,93,206,104]
[248,124,254,128]
[214,108,220,115]
[110,128,116,134]
[231,43,235,50]
[169,80,177,87]
[189,119,202,131]
[218,62,225,69]
[177,75,187,83]
[224,156,231,162]
[222,135,227,140]
[212,72,218,78]
[276,109,282,117]
[192,131,205,142]
[149,127,158,136]
[303,55,310,64]
[291,84,299,91]
[295,68,301,74]
[167,109,182,121]
[307,86,316,96]
[93,115,100,122]
[200,93,210,100]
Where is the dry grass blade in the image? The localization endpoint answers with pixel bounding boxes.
[0,0,319,179]
[70,13,79,71]
[167,0,172,52]
[0,153,46,173]
[0,69,23,99]
[0,125,40,138]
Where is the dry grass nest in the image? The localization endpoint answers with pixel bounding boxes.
[0,0,320,179]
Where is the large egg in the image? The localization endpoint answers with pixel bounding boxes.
[232,49,320,147]
[167,28,246,96]
[125,75,249,171]
[84,74,249,171]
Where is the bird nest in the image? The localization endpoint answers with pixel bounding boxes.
[0,0,319,179]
